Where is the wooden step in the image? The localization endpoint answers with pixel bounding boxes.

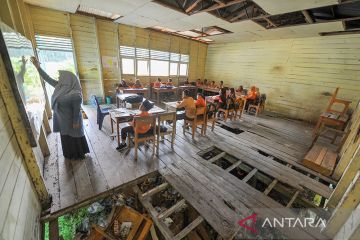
[302,145,337,176]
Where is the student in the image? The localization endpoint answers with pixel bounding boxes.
[203,79,208,86]
[30,57,89,159]
[236,85,244,94]
[166,78,173,87]
[119,79,128,88]
[219,81,224,89]
[196,79,202,86]
[176,90,196,120]
[132,79,143,89]
[195,93,206,108]
[229,88,236,99]
[153,78,161,88]
[209,81,217,88]
[217,88,228,109]
[245,86,257,110]
[184,79,190,85]
[117,100,154,151]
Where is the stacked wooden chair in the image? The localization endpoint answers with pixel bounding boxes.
[302,88,353,177]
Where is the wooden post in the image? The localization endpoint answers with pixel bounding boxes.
[0,56,49,203]
[39,125,50,157]
[323,171,360,238]
[49,218,59,240]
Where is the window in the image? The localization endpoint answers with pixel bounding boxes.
[119,45,189,77]
[35,35,76,101]
[137,60,149,76]
[170,62,178,76]
[150,60,169,76]
[179,63,188,76]
[122,58,135,74]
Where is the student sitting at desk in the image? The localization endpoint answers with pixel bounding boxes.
[245,86,257,111]
[153,78,162,88]
[203,79,208,86]
[132,79,143,89]
[176,90,196,121]
[219,81,224,89]
[196,79,202,86]
[119,79,128,88]
[166,78,173,87]
[184,79,190,85]
[195,93,206,108]
[117,100,154,151]
[236,85,244,94]
[209,81,218,89]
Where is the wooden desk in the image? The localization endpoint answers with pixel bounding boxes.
[163,101,179,111]
[177,85,197,99]
[109,106,165,147]
[120,88,149,98]
[198,86,219,96]
[152,87,178,104]
[116,93,138,108]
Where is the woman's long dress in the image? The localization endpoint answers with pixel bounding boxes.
[38,68,89,159]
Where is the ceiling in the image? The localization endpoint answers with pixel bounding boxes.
[24,0,360,43]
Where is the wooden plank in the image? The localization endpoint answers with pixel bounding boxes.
[157,199,187,220]
[242,168,258,182]
[49,218,59,240]
[142,182,169,199]
[197,0,246,13]
[186,0,203,13]
[286,190,299,208]
[208,152,226,163]
[225,160,242,172]
[264,179,278,195]
[173,216,204,240]
[133,186,174,240]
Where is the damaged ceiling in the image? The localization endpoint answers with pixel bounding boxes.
[24,0,360,43]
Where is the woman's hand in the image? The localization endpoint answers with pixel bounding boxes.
[30,56,40,69]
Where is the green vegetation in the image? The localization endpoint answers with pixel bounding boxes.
[58,207,89,240]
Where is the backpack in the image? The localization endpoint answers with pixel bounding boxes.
[125,95,143,103]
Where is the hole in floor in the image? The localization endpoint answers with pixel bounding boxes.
[219,124,244,134]
[247,171,275,192]
[213,157,233,170]
[200,147,223,160]
[268,182,297,206]
[230,162,254,180]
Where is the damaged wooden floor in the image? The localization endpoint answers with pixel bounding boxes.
[43,106,335,239]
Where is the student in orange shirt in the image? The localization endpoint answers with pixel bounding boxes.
[153,78,161,88]
[203,79,208,86]
[166,78,173,86]
[245,86,257,111]
[209,81,217,88]
[132,79,143,89]
[117,100,154,151]
[195,93,206,108]
[219,81,224,89]
[176,90,196,120]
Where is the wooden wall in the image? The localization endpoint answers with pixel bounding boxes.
[0,56,42,240]
[26,5,208,103]
[205,35,360,122]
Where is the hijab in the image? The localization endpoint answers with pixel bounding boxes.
[51,71,82,108]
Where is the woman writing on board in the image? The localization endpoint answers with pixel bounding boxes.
[30,57,89,160]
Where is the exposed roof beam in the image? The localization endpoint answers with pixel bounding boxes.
[302,10,314,23]
[263,17,277,27]
[195,0,246,14]
[186,0,203,13]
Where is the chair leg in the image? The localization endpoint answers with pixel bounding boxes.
[183,121,186,134]
[134,141,138,160]
[152,139,155,156]
[171,132,175,150]
[192,124,195,140]
[156,134,160,156]
[98,114,104,130]
[211,120,215,131]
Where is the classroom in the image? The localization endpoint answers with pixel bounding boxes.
[0,0,359,239]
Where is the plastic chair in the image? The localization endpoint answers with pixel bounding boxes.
[92,95,112,130]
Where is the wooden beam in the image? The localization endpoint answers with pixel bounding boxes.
[185,0,203,13]
[242,168,258,182]
[208,152,226,163]
[49,218,59,240]
[263,17,277,28]
[142,182,169,199]
[302,10,314,23]
[158,199,187,220]
[195,0,246,13]
[225,160,242,172]
[286,190,299,208]
[264,179,278,195]
[214,0,225,6]
[173,216,204,240]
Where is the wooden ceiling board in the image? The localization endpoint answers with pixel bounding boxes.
[25,0,80,13]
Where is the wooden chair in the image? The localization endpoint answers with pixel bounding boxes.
[205,102,217,134]
[218,98,235,121]
[156,112,176,155]
[128,115,157,160]
[183,107,206,140]
[313,87,351,139]
[248,94,266,117]
[234,97,246,120]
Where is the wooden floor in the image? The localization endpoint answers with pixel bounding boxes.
[43,105,334,239]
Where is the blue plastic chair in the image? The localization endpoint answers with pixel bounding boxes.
[92,95,112,130]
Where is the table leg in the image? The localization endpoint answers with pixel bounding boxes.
[110,116,114,135]
[116,97,119,108]
[117,119,120,147]
[157,92,160,104]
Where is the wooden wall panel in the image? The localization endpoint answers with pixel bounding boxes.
[205,35,360,122]
[97,19,119,97]
[0,78,41,240]
[29,5,70,37]
[118,24,135,46]
[150,31,170,51]
[71,14,103,103]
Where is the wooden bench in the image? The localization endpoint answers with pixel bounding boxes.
[302,144,337,176]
